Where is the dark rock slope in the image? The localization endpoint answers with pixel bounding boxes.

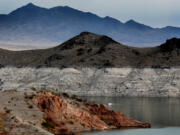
[0,32,180,68]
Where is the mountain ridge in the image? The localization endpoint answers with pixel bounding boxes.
[0,32,180,68]
[1,3,180,48]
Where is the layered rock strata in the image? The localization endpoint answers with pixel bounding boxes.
[32,92,150,134]
[0,67,180,97]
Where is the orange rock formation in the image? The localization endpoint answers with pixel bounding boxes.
[0,112,8,135]
[33,92,150,135]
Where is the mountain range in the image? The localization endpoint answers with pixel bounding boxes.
[0,32,180,68]
[0,3,180,48]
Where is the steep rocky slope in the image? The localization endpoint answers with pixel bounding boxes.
[0,32,180,68]
[0,91,150,135]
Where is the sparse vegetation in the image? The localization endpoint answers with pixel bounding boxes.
[41,102,47,109]
[11,116,15,119]
[61,121,65,125]
[81,123,85,127]
[77,48,84,56]
[24,93,36,99]
[51,91,61,97]
[0,31,179,68]
[69,101,76,105]
[71,94,78,99]
[100,117,105,121]
[71,94,83,102]
[28,105,33,109]
[41,120,55,129]
[2,129,8,134]
[3,107,12,114]
[68,120,74,125]
[31,87,37,91]
[62,92,69,98]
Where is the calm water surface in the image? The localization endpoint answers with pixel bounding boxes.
[82,97,180,135]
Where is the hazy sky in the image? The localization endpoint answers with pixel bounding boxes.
[0,0,180,28]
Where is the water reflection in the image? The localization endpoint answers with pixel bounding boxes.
[81,97,180,127]
[84,127,180,135]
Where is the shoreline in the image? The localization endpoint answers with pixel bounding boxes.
[0,90,150,135]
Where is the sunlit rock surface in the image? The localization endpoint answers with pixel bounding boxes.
[0,67,180,97]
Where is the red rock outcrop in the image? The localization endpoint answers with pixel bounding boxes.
[83,102,150,128]
[33,92,150,135]
[0,112,9,135]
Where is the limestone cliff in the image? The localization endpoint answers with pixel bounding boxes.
[0,67,180,97]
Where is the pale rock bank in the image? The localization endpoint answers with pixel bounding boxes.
[0,67,180,97]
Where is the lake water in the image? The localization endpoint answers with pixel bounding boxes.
[82,97,180,135]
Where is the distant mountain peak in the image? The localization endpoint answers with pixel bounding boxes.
[125,19,138,25]
[78,32,117,44]
[59,32,117,50]
[51,5,71,9]
[125,19,152,30]
[24,3,38,8]
[1,3,180,48]
[103,16,123,24]
[9,2,46,16]
[79,32,95,36]
[26,3,35,6]
[104,16,112,19]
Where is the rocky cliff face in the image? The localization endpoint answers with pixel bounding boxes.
[0,67,180,97]
[32,92,150,134]
[0,91,150,135]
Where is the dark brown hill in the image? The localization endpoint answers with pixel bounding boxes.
[0,32,180,68]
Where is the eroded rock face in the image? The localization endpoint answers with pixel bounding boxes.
[0,67,180,97]
[33,92,150,135]
[33,92,109,134]
[84,102,150,128]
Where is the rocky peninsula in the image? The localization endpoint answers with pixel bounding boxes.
[0,90,150,135]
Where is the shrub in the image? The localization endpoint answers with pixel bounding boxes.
[100,117,105,121]
[61,121,65,125]
[41,102,47,109]
[31,87,37,91]
[28,105,33,109]
[2,129,8,134]
[24,93,36,99]
[68,120,74,125]
[62,93,69,98]
[71,94,78,99]
[4,107,12,113]
[71,95,83,102]
[81,123,85,127]
[28,94,36,99]
[41,120,55,129]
